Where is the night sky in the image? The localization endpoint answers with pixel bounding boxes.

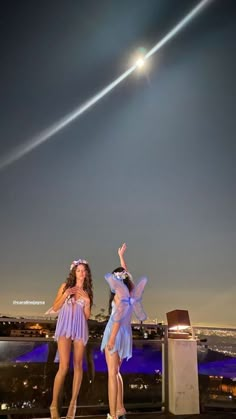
[0,0,235,327]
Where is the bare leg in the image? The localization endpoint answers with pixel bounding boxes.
[50,337,71,418]
[117,370,126,417]
[66,339,85,418]
[105,347,120,418]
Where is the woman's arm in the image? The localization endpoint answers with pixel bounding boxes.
[107,294,121,350]
[107,322,120,350]
[52,283,75,312]
[83,302,91,320]
[118,243,128,270]
[76,289,91,320]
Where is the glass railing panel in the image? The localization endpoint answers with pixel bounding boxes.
[0,337,163,414]
[196,327,236,410]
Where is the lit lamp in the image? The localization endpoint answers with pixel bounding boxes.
[166,309,193,339]
[165,309,199,415]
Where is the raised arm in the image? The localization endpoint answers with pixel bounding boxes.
[118,243,128,270]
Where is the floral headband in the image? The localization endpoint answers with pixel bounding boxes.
[70,259,88,271]
[113,271,130,281]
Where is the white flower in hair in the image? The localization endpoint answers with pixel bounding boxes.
[70,259,88,271]
[113,271,128,281]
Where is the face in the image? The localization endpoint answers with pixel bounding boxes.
[75,264,87,287]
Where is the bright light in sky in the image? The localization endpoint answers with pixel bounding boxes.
[135,57,145,69]
[0,0,214,171]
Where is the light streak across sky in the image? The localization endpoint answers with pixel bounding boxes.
[0,0,213,171]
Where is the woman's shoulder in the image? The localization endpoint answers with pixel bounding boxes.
[57,282,67,293]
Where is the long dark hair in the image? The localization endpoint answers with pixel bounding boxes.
[108,266,134,314]
[63,263,93,306]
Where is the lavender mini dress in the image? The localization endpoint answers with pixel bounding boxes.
[54,296,88,344]
[101,300,133,360]
[100,273,148,361]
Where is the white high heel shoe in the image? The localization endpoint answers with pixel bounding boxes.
[66,403,76,419]
[117,408,126,418]
[49,405,60,419]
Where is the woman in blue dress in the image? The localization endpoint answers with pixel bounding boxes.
[48,259,93,419]
[101,244,147,419]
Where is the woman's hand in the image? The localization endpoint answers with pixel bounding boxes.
[118,243,127,258]
[66,287,90,302]
[65,286,78,297]
[76,288,90,306]
[107,337,116,351]
[118,243,128,270]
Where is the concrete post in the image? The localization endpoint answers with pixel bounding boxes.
[168,338,200,415]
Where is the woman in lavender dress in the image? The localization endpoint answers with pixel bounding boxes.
[101,244,147,419]
[49,259,93,419]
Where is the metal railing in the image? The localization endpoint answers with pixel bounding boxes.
[0,318,236,417]
[0,319,164,417]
